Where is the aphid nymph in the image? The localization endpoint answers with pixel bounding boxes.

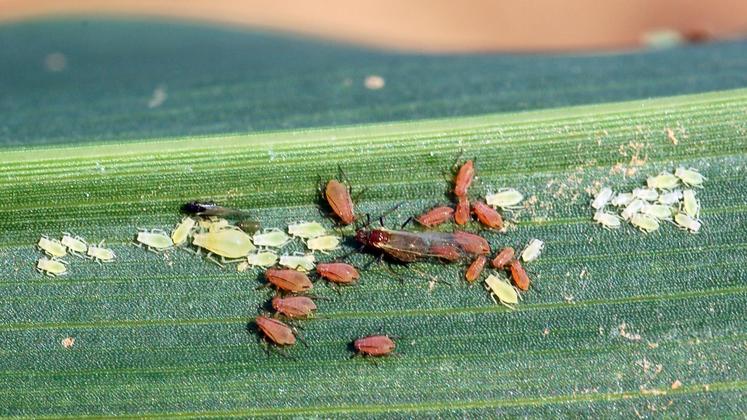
[37,235,67,258]
[593,211,621,229]
[171,217,196,246]
[675,167,706,187]
[253,229,291,248]
[246,251,279,268]
[485,188,523,209]
[641,204,674,220]
[192,226,256,260]
[135,229,174,251]
[484,274,519,309]
[621,199,645,220]
[287,221,327,239]
[279,253,316,272]
[674,212,702,233]
[647,172,680,190]
[306,235,341,253]
[591,187,613,210]
[61,233,88,257]
[633,187,659,202]
[87,240,116,262]
[521,239,544,262]
[611,193,634,207]
[630,213,660,233]
[658,190,683,206]
[682,189,700,218]
[36,257,68,277]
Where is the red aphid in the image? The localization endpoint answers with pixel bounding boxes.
[255,315,297,346]
[265,268,313,293]
[325,179,355,225]
[465,255,487,283]
[355,228,489,263]
[416,206,454,228]
[472,200,504,230]
[353,335,396,357]
[454,160,475,198]
[271,295,317,318]
[491,247,515,268]
[317,262,360,285]
[454,196,470,225]
[509,259,530,291]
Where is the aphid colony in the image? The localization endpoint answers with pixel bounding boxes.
[35,233,115,276]
[591,167,705,233]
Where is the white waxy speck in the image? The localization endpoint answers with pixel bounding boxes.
[675,167,706,187]
[591,187,613,210]
[521,239,544,262]
[621,199,645,220]
[593,211,621,229]
[611,193,634,207]
[658,189,683,206]
[633,187,659,201]
[647,172,680,190]
[682,189,700,218]
[485,189,524,208]
[641,204,673,220]
[674,213,702,233]
[630,213,660,233]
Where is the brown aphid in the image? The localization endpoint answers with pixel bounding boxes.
[509,259,531,291]
[265,268,313,293]
[255,315,296,346]
[472,200,504,230]
[416,206,454,228]
[452,231,490,255]
[455,196,470,225]
[325,179,355,225]
[465,255,487,283]
[353,334,396,357]
[491,247,515,268]
[454,159,475,198]
[271,295,317,318]
[317,262,360,285]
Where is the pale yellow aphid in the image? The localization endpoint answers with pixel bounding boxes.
[37,235,67,258]
[632,187,658,202]
[621,199,645,221]
[674,212,702,233]
[136,229,174,251]
[641,204,673,220]
[61,233,88,257]
[593,211,621,229]
[630,213,660,233]
[87,240,116,262]
[611,193,634,207]
[198,217,229,232]
[171,217,196,246]
[591,187,613,210]
[657,189,683,206]
[647,172,680,190]
[485,188,523,209]
[484,274,519,309]
[252,229,291,248]
[192,227,255,259]
[287,221,326,239]
[521,239,544,262]
[306,235,340,253]
[36,257,68,277]
[675,167,706,187]
[682,189,700,218]
[246,251,279,268]
[279,253,316,271]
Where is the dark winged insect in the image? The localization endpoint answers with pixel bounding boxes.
[271,295,318,318]
[353,334,396,357]
[355,228,489,263]
[264,268,314,293]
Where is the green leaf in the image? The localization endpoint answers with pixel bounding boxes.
[3,85,747,417]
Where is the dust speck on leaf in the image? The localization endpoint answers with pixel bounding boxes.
[619,322,642,341]
[147,85,168,108]
[61,337,75,348]
[665,128,678,145]
[671,380,682,390]
[364,75,385,90]
[44,52,67,72]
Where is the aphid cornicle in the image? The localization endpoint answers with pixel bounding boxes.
[61,233,88,257]
[316,262,360,284]
[454,196,470,225]
[272,295,318,318]
[521,239,544,262]
[454,160,475,198]
[325,179,356,225]
[87,241,116,262]
[255,315,297,346]
[136,229,174,251]
[353,335,396,357]
[472,200,503,229]
[415,206,454,228]
[491,247,515,268]
[37,236,67,258]
[509,259,530,291]
[465,255,487,283]
[356,228,488,263]
[593,211,621,229]
[192,227,256,259]
[591,187,613,210]
[265,268,313,293]
[307,235,341,253]
[252,229,291,248]
[485,189,523,209]
[287,221,326,239]
[36,257,68,277]
[484,274,519,309]
[171,217,196,246]
[675,167,706,187]
[279,254,316,271]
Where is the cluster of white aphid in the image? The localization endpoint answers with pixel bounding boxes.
[133,218,340,273]
[35,233,115,276]
[591,167,705,233]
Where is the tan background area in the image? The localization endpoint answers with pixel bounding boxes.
[2,0,747,52]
